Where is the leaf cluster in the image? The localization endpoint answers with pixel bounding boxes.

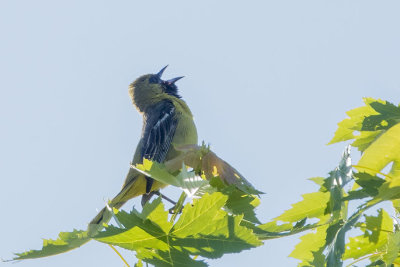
[274,98,400,266]
[12,154,264,266]
[10,97,400,266]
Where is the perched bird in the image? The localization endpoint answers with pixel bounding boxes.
[88,66,198,231]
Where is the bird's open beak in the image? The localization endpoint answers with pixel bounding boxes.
[157,65,168,78]
[165,76,184,85]
[157,66,184,85]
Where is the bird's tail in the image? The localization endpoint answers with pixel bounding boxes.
[87,171,157,236]
[87,201,126,236]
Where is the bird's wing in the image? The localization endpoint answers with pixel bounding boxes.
[89,103,178,227]
[141,100,178,193]
[141,100,178,163]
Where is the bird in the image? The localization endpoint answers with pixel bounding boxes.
[88,66,198,233]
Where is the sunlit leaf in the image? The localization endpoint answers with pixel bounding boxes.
[382,230,400,265]
[328,98,384,147]
[357,123,400,178]
[177,214,262,259]
[173,193,228,237]
[95,192,261,266]
[133,159,181,187]
[344,209,393,260]
[328,98,400,155]
[13,230,89,260]
[274,192,330,223]
[257,221,293,233]
[289,225,329,266]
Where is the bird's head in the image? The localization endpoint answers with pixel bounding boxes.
[129,66,183,112]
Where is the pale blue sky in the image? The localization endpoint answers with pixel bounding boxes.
[1,1,400,266]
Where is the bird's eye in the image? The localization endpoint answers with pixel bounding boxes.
[148,75,159,84]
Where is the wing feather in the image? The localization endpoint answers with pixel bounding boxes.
[140,100,178,192]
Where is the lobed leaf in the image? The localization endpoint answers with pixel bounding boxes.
[173,193,228,237]
[343,209,393,261]
[13,229,89,260]
[274,191,330,223]
[328,98,400,154]
[357,122,400,178]
[382,231,400,265]
[328,98,384,147]
[95,192,261,266]
[289,225,329,266]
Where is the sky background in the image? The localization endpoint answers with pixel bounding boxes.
[1,0,400,266]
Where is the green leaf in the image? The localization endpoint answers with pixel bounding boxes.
[175,214,262,259]
[370,101,400,116]
[328,98,383,147]
[372,177,400,204]
[95,224,169,251]
[351,131,382,152]
[361,101,400,131]
[308,177,327,191]
[95,199,172,251]
[175,165,210,198]
[357,122,400,178]
[354,173,385,196]
[257,221,294,233]
[134,160,213,198]
[135,259,144,267]
[344,209,393,260]
[289,225,329,266]
[382,230,400,265]
[342,190,371,201]
[95,192,261,266]
[133,159,181,187]
[274,191,330,223]
[140,197,173,233]
[13,230,89,260]
[327,98,400,154]
[343,173,385,201]
[173,192,228,237]
[223,187,261,224]
[366,259,387,266]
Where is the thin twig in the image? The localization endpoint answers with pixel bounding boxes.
[108,244,130,267]
[170,192,187,223]
[153,191,177,205]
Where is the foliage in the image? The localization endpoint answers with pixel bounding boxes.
[9,97,400,266]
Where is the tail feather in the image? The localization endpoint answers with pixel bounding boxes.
[87,173,166,236]
[87,200,126,236]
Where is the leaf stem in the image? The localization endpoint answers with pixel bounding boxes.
[170,192,187,223]
[108,244,130,267]
[255,222,329,240]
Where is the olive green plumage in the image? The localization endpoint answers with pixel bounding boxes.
[88,68,197,233]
